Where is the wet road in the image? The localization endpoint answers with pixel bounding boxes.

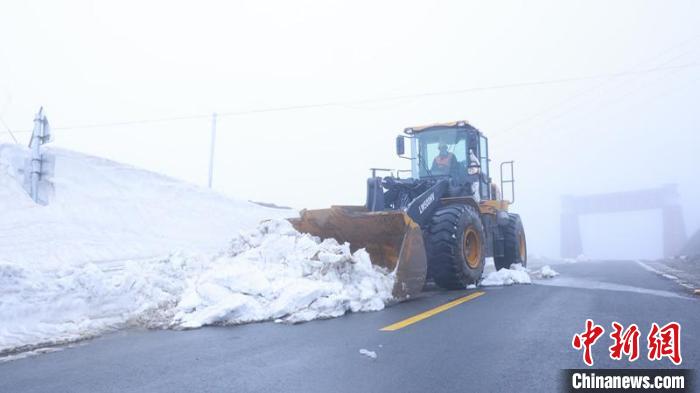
[1,260,698,392]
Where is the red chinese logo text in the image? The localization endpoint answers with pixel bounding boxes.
[647,322,682,365]
[572,320,682,366]
[572,319,605,366]
[609,322,640,361]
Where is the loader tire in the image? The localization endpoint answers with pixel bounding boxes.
[426,205,485,289]
[494,214,527,271]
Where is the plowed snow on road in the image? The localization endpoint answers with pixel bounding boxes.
[1,220,395,355]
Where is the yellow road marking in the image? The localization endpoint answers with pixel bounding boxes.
[380,291,486,331]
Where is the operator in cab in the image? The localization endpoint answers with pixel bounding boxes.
[431,143,457,175]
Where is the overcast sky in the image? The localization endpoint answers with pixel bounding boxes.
[1,0,698,259]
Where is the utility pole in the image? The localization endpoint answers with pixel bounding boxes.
[25,107,53,205]
[29,107,45,202]
[207,112,217,188]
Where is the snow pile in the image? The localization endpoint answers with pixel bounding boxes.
[0,258,184,354]
[539,265,560,278]
[0,220,395,355]
[0,144,291,268]
[481,263,532,286]
[480,263,560,286]
[359,349,378,359]
[173,220,394,328]
[563,254,591,264]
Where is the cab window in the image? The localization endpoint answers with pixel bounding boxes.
[479,135,489,176]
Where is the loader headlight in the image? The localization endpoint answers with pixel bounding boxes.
[468,165,480,175]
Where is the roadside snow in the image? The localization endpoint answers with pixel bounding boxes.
[480,263,532,286]
[0,145,395,356]
[539,265,560,278]
[0,258,184,354]
[173,220,394,328]
[359,349,377,359]
[0,220,395,355]
[480,263,560,286]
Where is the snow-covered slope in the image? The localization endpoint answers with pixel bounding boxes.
[0,144,291,267]
[0,144,395,357]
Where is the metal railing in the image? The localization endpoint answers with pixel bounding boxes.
[500,161,515,203]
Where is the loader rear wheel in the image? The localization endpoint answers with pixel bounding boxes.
[426,205,485,289]
[494,214,527,271]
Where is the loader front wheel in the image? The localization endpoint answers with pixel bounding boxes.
[426,205,485,289]
[494,214,527,271]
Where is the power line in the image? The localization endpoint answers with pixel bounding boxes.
[50,113,210,131]
[497,51,699,153]
[13,62,699,134]
[0,90,19,143]
[497,36,700,136]
[0,114,18,143]
[492,34,700,153]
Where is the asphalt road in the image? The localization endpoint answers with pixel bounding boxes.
[2,260,698,393]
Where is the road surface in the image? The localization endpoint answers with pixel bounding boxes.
[1,260,698,392]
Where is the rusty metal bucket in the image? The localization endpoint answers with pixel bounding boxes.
[288,206,427,300]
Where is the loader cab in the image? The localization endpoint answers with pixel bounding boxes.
[399,121,492,200]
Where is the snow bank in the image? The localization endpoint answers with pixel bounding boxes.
[0,220,395,355]
[0,145,393,355]
[480,264,560,286]
[539,265,559,278]
[173,220,394,327]
[480,263,532,286]
[0,144,291,268]
[359,349,378,359]
[0,258,182,354]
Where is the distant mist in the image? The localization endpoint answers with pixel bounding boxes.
[1,1,697,259]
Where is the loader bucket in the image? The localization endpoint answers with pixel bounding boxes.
[288,206,427,300]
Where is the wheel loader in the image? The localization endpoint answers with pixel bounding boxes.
[289,121,526,299]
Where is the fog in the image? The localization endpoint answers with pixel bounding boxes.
[1,0,698,259]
